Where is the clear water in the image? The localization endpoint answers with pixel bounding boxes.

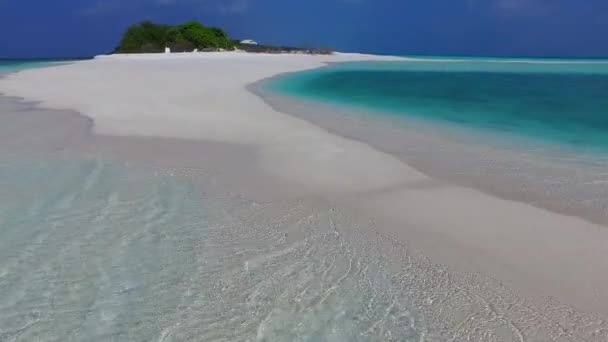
[0,60,75,75]
[0,90,430,340]
[267,58,608,153]
[259,57,608,231]
[3,156,604,341]
[0,157,429,341]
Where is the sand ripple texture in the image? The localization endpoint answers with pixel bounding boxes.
[0,157,605,342]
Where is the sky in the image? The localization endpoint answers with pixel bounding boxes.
[1,0,607,58]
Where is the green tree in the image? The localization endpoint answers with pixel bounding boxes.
[114,20,235,53]
[208,27,232,48]
[209,27,228,39]
[172,22,215,48]
[116,21,171,53]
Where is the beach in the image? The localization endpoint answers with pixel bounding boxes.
[1,52,608,341]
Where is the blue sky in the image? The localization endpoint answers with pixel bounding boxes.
[1,0,607,58]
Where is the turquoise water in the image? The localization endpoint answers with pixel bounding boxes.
[267,58,608,153]
[0,59,76,74]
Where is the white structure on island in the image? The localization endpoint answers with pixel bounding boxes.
[165,47,171,54]
[240,39,258,45]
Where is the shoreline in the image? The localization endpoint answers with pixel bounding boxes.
[250,76,608,227]
[2,93,608,341]
[1,53,608,336]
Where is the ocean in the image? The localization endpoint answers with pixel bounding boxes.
[0,59,75,75]
[266,57,608,153]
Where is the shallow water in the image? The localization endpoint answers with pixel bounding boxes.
[0,143,454,342]
[268,58,608,153]
[0,60,76,75]
[3,155,607,342]
[0,95,433,341]
[0,156,414,341]
[260,58,608,224]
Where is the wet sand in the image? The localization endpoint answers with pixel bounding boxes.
[1,53,608,341]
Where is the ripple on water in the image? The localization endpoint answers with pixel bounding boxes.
[1,157,607,341]
[0,158,422,341]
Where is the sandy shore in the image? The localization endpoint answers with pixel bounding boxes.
[2,52,608,338]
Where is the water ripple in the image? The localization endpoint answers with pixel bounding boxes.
[0,158,606,341]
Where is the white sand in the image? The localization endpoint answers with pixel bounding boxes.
[2,51,608,317]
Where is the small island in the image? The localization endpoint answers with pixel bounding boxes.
[114,21,333,55]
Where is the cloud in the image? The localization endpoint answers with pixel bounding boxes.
[81,0,251,15]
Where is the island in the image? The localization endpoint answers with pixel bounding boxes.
[113,21,333,55]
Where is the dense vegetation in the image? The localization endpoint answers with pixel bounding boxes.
[114,20,334,54]
[114,21,233,53]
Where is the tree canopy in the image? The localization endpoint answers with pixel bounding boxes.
[114,21,234,53]
[113,20,334,55]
